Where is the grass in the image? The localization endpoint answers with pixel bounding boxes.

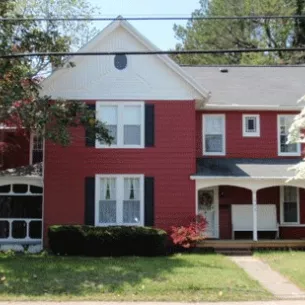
[256,250,305,290]
[0,253,272,302]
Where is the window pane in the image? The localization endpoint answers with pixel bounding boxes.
[100,106,117,125]
[123,200,140,224]
[205,135,223,153]
[284,202,297,223]
[124,178,140,200]
[246,118,256,132]
[0,221,9,238]
[105,125,117,145]
[124,125,141,145]
[99,200,116,223]
[12,184,28,193]
[12,221,26,239]
[123,106,141,125]
[100,178,116,200]
[280,135,297,153]
[284,187,297,202]
[205,116,223,134]
[29,220,42,239]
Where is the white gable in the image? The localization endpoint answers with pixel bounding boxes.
[41,20,208,101]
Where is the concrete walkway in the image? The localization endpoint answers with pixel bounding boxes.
[0,300,305,305]
[230,256,305,299]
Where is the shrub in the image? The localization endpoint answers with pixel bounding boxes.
[170,215,208,248]
[48,225,167,256]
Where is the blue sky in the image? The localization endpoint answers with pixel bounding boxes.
[88,0,200,49]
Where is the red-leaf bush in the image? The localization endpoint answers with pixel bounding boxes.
[170,215,208,248]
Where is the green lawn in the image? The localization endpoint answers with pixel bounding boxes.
[256,251,305,290]
[0,253,271,302]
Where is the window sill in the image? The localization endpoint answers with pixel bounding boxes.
[243,134,260,138]
[278,152,301,157]
[95,223,143,227]
[279,223,305,227]
[96,145,144,149]
[203,152,226,156]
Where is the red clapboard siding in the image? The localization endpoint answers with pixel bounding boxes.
[196,110,304,158]
[44,100,197,237]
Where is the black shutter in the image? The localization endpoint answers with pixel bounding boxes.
[144,177,154,226]
[85,104,96,147]
[145,104,155,147]
[84,177,95,225]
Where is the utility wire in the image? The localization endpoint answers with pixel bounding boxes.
[1,47,305,58]
[1,15,305,22]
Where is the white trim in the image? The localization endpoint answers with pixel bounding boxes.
[191,176,294,180]
[95,174,144,226]
[196,186,219,238]
[41,19,208,101]
[0,177,43,187]
[277,115,301,157]
[95,101,145,149]
[279,224,305,227]
[202,114,226,156]
[280,186,300,225]
[242,114,260,137]
[202,104,303,111]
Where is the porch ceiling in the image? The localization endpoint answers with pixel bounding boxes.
[194,158,301,178]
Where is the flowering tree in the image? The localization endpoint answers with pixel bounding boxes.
[0,2,111,156]
[170,215,208,248]
[288,95,305,180]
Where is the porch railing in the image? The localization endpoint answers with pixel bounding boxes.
[0,218,42,243]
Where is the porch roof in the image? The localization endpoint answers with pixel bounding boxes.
[0,162,42,177]
[195,158,302,178]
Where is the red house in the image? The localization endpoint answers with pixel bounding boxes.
[1,18,305,250]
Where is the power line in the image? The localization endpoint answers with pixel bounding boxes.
[1,15,305,22]
[1,47,305,58]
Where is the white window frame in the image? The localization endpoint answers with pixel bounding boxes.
[280,186,300,225]
[277,115,301,157]
[202,114,226,156]
[95,101,145,149]
[242,114,260,137]
[95,174,144,226]
[29,133,44,165]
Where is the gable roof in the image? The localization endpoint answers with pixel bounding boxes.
[182,65,305,110]
[41,18,209,101]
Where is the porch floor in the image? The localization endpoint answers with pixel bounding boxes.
[197,239,305,249]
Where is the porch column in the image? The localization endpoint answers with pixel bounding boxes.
[252,190,258,241]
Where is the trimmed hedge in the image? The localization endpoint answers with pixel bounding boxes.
[48,225,167,256]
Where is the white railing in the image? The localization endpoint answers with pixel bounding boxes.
[0,218,42,243]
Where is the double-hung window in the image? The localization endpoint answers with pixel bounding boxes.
[96,102,144,148]
[203,114,225,155]
[30,134,43,164]
[280,186,299,224]
[278,115,300,156]
[96,175,144,226]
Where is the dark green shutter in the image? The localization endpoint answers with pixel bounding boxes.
[144,177,154,226]
[85,177,95,225]
[145,104,155,147]
[85,104,96,147]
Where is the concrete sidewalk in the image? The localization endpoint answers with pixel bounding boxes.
[0,300,305,305]
[230,256,305,299]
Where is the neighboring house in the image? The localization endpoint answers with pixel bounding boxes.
[0,18,305,248]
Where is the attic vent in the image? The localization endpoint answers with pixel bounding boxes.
[219,68,229,73]
[114,54,127,70]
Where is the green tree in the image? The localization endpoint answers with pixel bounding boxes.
[173,0,304,65]
[0,1,111,154]
[14,0,101,50]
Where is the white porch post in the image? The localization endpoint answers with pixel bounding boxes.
[252,190,258,241]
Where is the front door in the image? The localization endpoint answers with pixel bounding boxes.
[198,188,219,238]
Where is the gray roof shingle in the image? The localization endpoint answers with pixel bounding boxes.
[195,158,302,178]
[182,66,305,108]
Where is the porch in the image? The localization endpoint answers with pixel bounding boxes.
[0,164,43,249]
[192,158,305,242]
